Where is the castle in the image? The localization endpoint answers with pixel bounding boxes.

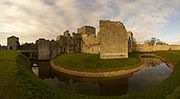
[3,20,134,60]
[37,20,133,60]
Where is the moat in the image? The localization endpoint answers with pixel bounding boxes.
[32,57,172,96]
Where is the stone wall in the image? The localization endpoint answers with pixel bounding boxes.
[127,31,133,53]
[72,33,82,52]
[78,26,100,54]
[20,43,37,50]
[99,20,128,59]
[78,26,96,36]
[56,35,68,53]
[50,40,58,58]
[134,44,180,52]
[56,30,82,53]
[81,34,100,54]
[37,38,50,60]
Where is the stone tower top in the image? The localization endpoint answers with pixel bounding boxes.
[7,36,19,40]
[77,26,96,36]
[127,31,133,40]
[99,20,124,29]
[7,36,19,50]
[63,30,71,38]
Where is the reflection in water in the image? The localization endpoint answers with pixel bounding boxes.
[128,63,172,92]
[38,61,55,80]
[32,58,172,96]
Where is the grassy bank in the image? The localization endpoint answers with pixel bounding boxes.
[54,51,180,99]
[0,51,61,99]
[54,52,141,72]
[0,51,180,99]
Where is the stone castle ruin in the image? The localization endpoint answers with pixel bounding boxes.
[3,20,134,60]
[37,20,133,60]
[3,20,180,60]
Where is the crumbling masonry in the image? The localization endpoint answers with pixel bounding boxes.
[36,20,133,60]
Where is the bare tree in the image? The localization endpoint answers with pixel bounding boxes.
[144,37,168,46]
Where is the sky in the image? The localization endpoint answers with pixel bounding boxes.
[0,0,180,45]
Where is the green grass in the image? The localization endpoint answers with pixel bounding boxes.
[54,52,141,72]
[0,50,180,99]
[0,51,61,99]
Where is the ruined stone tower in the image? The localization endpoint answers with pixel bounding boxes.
[72,32,82,52]
[37,38,50,60]
[7,36,19,50]
[78,26,100,54]
[78,26,96,36]
[99,20,128,59]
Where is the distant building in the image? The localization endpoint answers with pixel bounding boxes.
[7,36,20,50]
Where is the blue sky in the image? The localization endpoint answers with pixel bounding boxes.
[0,0,180,45]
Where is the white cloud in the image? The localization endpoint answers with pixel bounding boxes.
[0,0,180,45]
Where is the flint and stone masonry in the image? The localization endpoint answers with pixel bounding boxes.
[99,20,128,59]
[6,20,134,60]
[37,38,50,60]
[127,31,133,53]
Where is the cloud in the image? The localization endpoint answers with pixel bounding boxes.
[0,0,180,45]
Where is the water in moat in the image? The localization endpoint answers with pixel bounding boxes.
[32,57,172,96]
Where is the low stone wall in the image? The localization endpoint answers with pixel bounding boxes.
[134,44,180,52]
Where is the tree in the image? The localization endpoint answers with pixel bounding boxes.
[133,38,137,46]
[144,37,168,46]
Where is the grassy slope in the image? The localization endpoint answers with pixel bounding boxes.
[54,52,141,72]
[0,51,179,99]
[0,51,61,99]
